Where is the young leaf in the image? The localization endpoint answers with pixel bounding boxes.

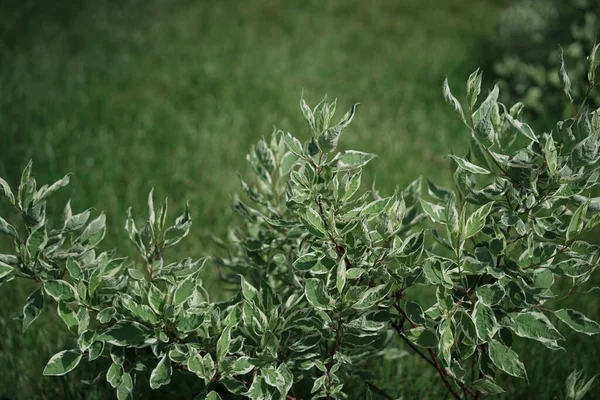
[206,391,223,400]
[473,302,498,341]
[470,378,505,395]
[304,279,333,310]
[0,261,15,280]
[464,202,494,239]
[98,321,151,346]
[566,200,589,241]
[352,283,393,310]
[334,151,377,171]
[150,354,172,389]
[283,132,304,157]
[217,326,232,361]
[336,254,347,294]
[80,213,106,247]
[43,350,82,376]
[443,77,465,122]
[448,155,491,175]
[555,309,600,335]
[22,287,44,332]
[545,135,558,176]
[0,177,15,205]
[467,68,482,110]
[302,207,328,238]
[117,372,134,400]
[558,46,573,103]
[488,339,527,379]
[419,199,446,224]
[504,312,564,349]
[44,280,78,303]
[0,216,19,239]
[504,113,538,143]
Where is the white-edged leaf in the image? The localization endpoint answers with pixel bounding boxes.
[43,350,82,376]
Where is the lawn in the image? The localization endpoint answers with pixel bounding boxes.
[0,0,598,399]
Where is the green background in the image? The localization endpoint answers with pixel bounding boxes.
[0,0,597,398]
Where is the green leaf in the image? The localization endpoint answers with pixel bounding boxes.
[240,275,260,304]
[117,372,134,400]
[0,216,18,239]
[304,279,333,310]
[439,320,454,365]
[302,207,327,238]
[206,391,223,400]
[164,202,192,247]
[474,84,499,125]
[284,132,304,157]
[555,309,600,335]
[420,199,446,224]
[404,327,438,348]
[336,254,347,294]
[505,113,538,143]
[545,135,558,176]
[504,312,564,349]
[80,213,106,247]
[148,284,164,314]
[0,261,15,280]
[43,350,82,376]
[57,302,79,334]
[567,200,589,241]
[256,139,276,174]
[150,354,172,389]
[246,375,270,400]
[474,112,494,148]
[476,283,505,306]
[558,46,573,103]
[300,97,316,134]
[334,150,377,171]
[470,378,505,395]
[473,302,497,342]
[229,356,256,375]
[318,103,358,152]
[44,280,78,303]
[107,363,124,388]
[35,174,70,205]
[464,202,494,239]
[488,339,527,379]
[18,160,33,210]
[173,275,196,306]
[448,155,491,175]
[0,177,15,205]
[293,252,322,271]
[443,77,465,122]
[65,209,91,231]
[98,321,151,346]
[467,68,482,110]
[26,225,47,256]
[22,287,44,332]
[217,326,232,361]
[341,170,362,202]
[353,282,393,310]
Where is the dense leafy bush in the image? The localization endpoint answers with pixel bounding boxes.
[2,49,600,399]
[494,0,600,116]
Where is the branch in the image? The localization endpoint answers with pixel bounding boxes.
[366,381,395,400]
[393,303,464,400]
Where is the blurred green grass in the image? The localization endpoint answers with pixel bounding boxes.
[0,0,598,399]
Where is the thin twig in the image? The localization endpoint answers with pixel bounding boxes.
[366,381,395,400]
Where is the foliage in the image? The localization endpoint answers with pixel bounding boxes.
[2,49,600,399]
[494,0,600,116]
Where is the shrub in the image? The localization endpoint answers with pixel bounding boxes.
[494,0,600,116]
[1,49,600,400]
